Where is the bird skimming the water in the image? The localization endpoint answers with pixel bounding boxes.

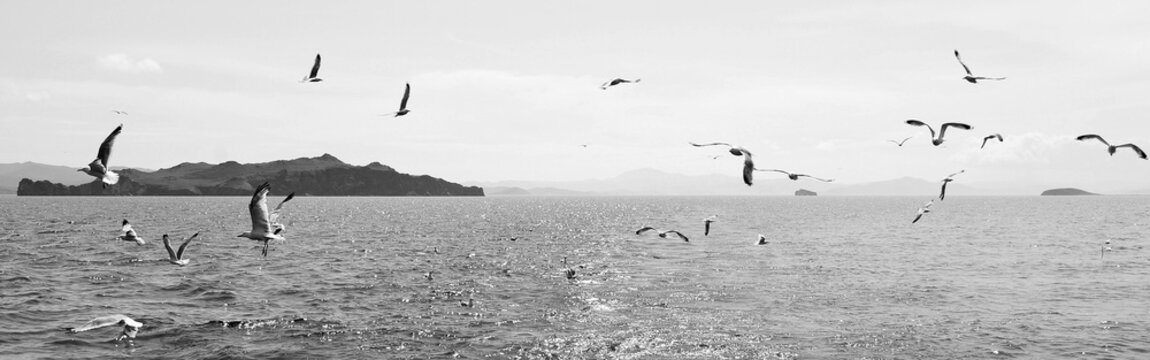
[756,234,768,245]
[690,142,755,185]
[636,226,689,242]
[981,134,1003,149]
[912,200,934,224]
[78,124,122,188]
[703,216,717,236]
[905,120,972,146]
[939,170,964,200]
[65,315,143,341]
[118,219,145,245]
[300,54,322,83]
[954,50,1006,83]
[755,168,834,182]
[238,182,286,256]
[601,78,640,90]
[162,232,198,266]
[1075,134,1147,159]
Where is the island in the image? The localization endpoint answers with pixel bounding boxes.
[1040,188,1099,196]
[795,189,817,196]
[17,154,483,196]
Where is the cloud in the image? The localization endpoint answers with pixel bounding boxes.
[99,53,163,74]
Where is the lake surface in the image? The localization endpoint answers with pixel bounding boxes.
[0,196,1147,359]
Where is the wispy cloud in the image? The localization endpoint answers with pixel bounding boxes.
[99,53,163,74]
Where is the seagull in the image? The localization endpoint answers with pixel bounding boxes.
[1102,240,1112,259]
[981,134,1004,149]
[65,315,143,341]
[755,168,834,182]
[939,170,964,201]
[636,226,689,242]
[911,200,934,224]
[238,182,286,256]
[460,298,474,308]
[118,219,145,246]
[1075,134,1148,159]
[756,234,768,245]
[689,142,755,185]
[703,216,717,236]
[954,50,1006,83]
[905,120,972,146]
[162,232,198,266]
[300,53,322,83]
[601,78,640,90]
[389,83,411,117]
[888,136,913,147]
[77,124,122,188]
[110,110,128,115]
[269,192,295,234]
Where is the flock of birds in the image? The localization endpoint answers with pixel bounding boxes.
[61,49,1145,342]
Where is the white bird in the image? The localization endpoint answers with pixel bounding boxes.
[981,134,1003,149]
[1102,240,1112,259]
[238,182,286,256]
[77,124,122,188]
[905,120,972,146]
[888,136,913,147]
[703,216,717,236]
[755,168,834,182]
[954,50,1006,83]
[600,78,640,90]
[911,200,934,224]
[162,232,198,266]
[1075,134,1148,159]
[636,226,689,242]
[689,142,755,185]
[756,234,768,245]
[118,219,145,246]
[65,315,143,341]
[300,53,323,83]
[939,170,964,201]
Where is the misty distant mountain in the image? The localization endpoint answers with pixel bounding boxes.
[822,176,979,197]
[17,154,482,196]
[0,162,96,193]
[474,168,835,196]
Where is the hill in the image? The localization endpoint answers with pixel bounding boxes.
[17,154,483,196]
[0,162,97,193]
[1040,188,1099,196]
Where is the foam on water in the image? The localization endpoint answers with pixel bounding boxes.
[0,195,1147,358]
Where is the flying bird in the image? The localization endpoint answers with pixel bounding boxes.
[1075,134,1147,159]
[601,78,640,90]
[238,182,287,256]
[636,226,689,242]
[981,134,1004,149]
[905,120,972,146]
[755,168,834,182]
[911,200,934,224]
[65,315,143,341]
[939,170,965,201]
[77,124,122,188]
[118,219,145,246]
[300,54,322,83]
[703,216,717,236]
[954,50,1006,83]
[162,232,198,266]
[110,110,128,115]
[756,234,768,245]
[690,142,755,185]
[390,83,411,117]
[888,136,913,147]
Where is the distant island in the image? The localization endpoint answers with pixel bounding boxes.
[17,154,483,196]
[795,189,817,196]
[1040,188,1099,196]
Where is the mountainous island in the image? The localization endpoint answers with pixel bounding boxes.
[1040,188,1098,196]
[17,154,483,196]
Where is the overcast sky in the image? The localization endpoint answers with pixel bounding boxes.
[3,1,1150,192]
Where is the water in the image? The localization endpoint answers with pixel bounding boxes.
[1,196,1147,359]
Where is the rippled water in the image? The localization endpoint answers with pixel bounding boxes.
[1,195,1147,359]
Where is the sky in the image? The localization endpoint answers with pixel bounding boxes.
[3,1,1150,192]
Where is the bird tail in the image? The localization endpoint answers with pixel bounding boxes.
[103,170,120,185]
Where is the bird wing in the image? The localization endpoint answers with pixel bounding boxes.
[1075,134,1109,146]
[689,142,732,148]
[120,219,133,234]
[636,226,656,235]
[664,230,689,242]
[177,232,198,260]
[741,155,754,186]
[946,169,965,179]
[67,315,138,333]
[162,234,177,260]
[249,182,272,234]
[96,125,122,167]
[755,168,791,175]
[272,192,295,213]
[704,221,711,236]
[980,136,993,149]
[399,83,411,111]
[1115,144,1148,159]
[972,76,1007,81]
[796,174,834,182]
[939,181,948,200]
[937,123,972,141]
[912,213,924,224]
[954,50,973,76]
[309,54,321,78]
[905,120,936,139]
